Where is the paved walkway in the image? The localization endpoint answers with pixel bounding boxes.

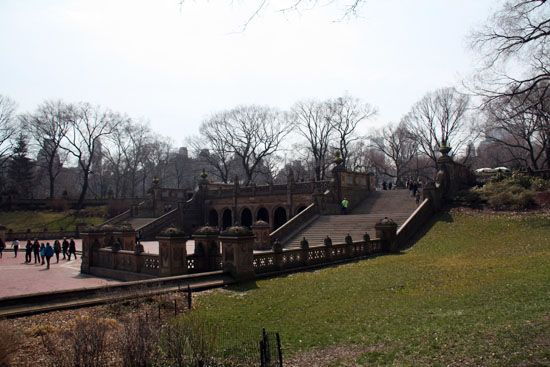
[0,239,201,299]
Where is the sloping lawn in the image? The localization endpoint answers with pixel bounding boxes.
[190,212,550,366]
[0,210,105,232]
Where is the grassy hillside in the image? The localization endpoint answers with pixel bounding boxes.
[188,211,550,366]
[0,209,106,232]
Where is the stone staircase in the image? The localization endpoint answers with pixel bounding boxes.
[284,190,418,248]
[127,217,159,230]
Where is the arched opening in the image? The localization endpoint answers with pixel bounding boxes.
[208,209,219,227]
[240,208,253,227]
[295,205,307,215]
[273,207,287,230]
[256,207,269,223]
[222,209,232,229]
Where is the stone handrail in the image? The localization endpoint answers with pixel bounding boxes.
[101,200,147,226]
[253,239,383,274]
[269,202,319,244]
[138,208,180,239]
[395,198,434,249]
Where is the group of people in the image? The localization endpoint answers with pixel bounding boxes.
[0,237,77,269]
[405,178,423,205]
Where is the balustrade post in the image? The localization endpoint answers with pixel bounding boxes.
[272,239,283,270]
[375,217,398,253]
[193,226,220,272]
[80,230,104,274]
[157,228,188,276]
[219,226,255,281]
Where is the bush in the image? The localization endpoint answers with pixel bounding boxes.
[118,314,160,367]
[0,322,20,367]
[158,315,218,367]
[482,183,536,210]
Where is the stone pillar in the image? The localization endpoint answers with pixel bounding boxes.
[272,239,284,270]
[219,226,255,281]
[114,229,136,251]
[251,220,271,250]
[375,217,398,253]
[193,226,220,272]
[80,230,104,274]
[0,225,6,243]
[157,228,188,276]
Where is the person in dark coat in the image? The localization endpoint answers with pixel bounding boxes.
[32,239,40,264]
[62,237,69,260]
[25,240,32,263]
[0,238,4,259]
[53,239,61,263]
[68,238,77,260]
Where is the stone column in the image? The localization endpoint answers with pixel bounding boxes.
[219,226,255,281]
[114,228,136,251]
[0,225,6,243]
[193,226,220,272]
[375,217,398,253]
[251,220,271,251]
[80,230,104,274]
[157,228,188,276]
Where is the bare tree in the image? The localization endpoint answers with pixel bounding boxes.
[470,0,550,102]
[369,122,418,185]
[62,103,120,208]
[0,95,17,169]
[180,0,367,30]
[198,105,293,185]
[483,86,549,169]
[23,100,70,198]
[193,116,235,184]
[291,100,334,180]
[326,95,377,169]
[403,87,472,167]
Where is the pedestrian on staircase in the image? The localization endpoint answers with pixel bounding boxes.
[415,190,421,205]
[341,197,349,215]
[68,238,77,260]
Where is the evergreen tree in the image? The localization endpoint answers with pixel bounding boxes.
[7,133,34,198]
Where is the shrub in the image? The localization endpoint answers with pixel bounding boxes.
[42,316,119,367]
[482,183,536,210]
[118,314,160,367]
[158,315,218,367]
[0,322,20,367]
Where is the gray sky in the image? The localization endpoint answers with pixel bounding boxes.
[0,0,496,146]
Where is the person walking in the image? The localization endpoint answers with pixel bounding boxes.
[39,243,46,265]
[0,238,5,259]
[53,239,61,263]
[44,242,54,269]
[11,239,19,258]
[68,238,77,260]
[340,197,349,215]
[415,190,421,205]
[61,237,69,260]
[388,182,393,190]
[382,181,387,190]
[25,240,32,263]
[32,239,40,264]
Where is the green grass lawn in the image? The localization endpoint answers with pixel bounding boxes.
[0,209,106,232]
[188,212,550,366]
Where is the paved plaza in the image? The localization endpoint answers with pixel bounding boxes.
[0,239,199,298]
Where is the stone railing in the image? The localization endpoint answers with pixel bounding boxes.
[253,239,383,274]
[138,208,180,240]
[101,200,147,226]
[269,202,319,244]
[206,180,333,199]
[395,198,434,249]
[92,248,160,277]
[6,230,79,241]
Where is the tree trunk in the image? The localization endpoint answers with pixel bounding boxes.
[77,169,90,209]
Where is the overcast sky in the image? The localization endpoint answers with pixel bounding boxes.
[0,0,496,147]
